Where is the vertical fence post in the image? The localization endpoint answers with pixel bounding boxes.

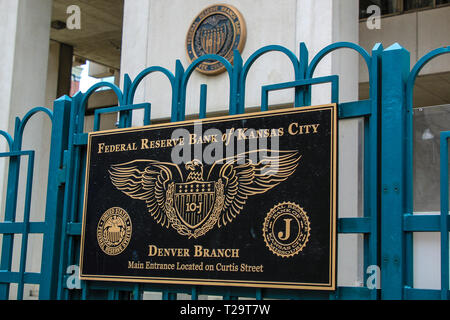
[440,132,449,300]
[380,43,410,299]
[39,96,72,299]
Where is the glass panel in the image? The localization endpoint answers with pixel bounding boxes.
[337,234,364,287]
[359,0,401,18]
[413,104,450,212]
[436,0,450,5]
[25,234,42,273]
[23,284,39,300]
[413,232,440,289]
[404,0,434,11]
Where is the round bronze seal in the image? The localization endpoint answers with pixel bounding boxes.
[97,207,132,256]
[262,202,310,258]
[186,4,246,75]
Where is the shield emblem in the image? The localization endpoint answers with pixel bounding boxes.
[200,24,227,55]
[173,181,216,229]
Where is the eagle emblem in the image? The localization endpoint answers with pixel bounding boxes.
[109,150,301,238]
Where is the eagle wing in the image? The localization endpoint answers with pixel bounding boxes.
[108,160,183,227]
[207,150,301,227]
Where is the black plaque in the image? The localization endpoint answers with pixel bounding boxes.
[80,104,337,290]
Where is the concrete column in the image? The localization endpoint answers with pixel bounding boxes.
[296,0,362,288]
[296,0,359,104]
[120,0,152,126]
[0,0,52,299]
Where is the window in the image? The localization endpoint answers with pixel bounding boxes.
[436,0,450,5]
[359,0,401,19]
[360,0,450,19]
[404,0,433,11]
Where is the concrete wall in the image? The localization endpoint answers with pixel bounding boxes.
[121,0,360,119]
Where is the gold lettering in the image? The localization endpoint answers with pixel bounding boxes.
[190,134,197,145]
[141,138,149,149]
[148,245,157,256]
[194,245,203,257]
[237,128,247,140]
[311,124,320,133]
[98,142,105,154]
[288,122,298,135]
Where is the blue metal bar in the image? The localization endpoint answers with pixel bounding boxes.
[338,217,371,233]
[73,133,88,146]
[297,42,308,107]
[404,287,450,300]
[260,76,339,111]
[363,43,383,300]
[306,42,372,78]
[191,286,198,300]
[380,43,410,300]
[179,54,234,120]
[56,92,83,300]
[16,151,34,300]
[173,60,185,122]
[199,84,207,119]
[40,96,72,300]
[255,288,263,300]
[440,132,450,299]
[0,222,47,234]
[79,82,124,113]
[0,153,21,299]
[229,50,243,115]
[239,44,300,114]
[127,66,176,106]
[65,222,82,235]
[0,130,14,151]
[15,107,53,147]
[93,103,151,131]
[132,284,141,300]
[0,271,41,284]
[339,100,372,118]
[403,214,443,232]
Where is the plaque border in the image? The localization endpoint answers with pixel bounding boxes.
[79,104,337,291]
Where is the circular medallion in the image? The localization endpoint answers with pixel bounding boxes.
[186,4,246,75]
[97,207,132,256]
[262,202,310,258]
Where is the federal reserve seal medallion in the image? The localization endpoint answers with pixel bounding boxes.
[263,202,310,258]
[186,4,246,75]
[97,207,132,256]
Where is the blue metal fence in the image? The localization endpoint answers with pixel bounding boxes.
[0,41,448,299]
